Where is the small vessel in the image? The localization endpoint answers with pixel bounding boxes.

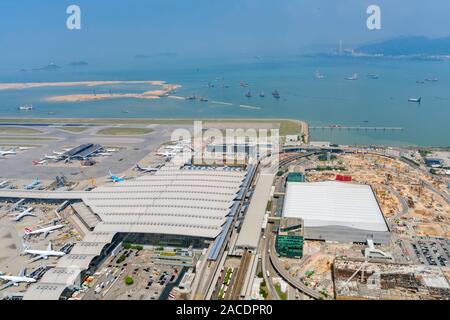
[315,70,325,79]
[272,90,280,99]
[199,97,208,102]
[408,97,422,103]
[345,73,358,81]
[367,74,379,79]
[186,95,197,100]
[245,91,252,98]
[416,80,425,84]
[240,81,249,88]
[425,77,438,82]
[259,92,265,98]
[18,104,33,111]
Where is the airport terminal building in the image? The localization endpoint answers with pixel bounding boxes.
[282,181,390,244]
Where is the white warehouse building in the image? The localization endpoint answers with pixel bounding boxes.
[282,181,390,244]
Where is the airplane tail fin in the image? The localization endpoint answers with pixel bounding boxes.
[24,227,32,235]
[47,242,52,251]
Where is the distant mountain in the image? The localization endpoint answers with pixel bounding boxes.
[356,36,450,56]
[68,61,88,67]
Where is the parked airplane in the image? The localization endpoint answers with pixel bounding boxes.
[24,224,64,238]
[108,171,124,183]
[0,149,16,157]
[32,160,47,165]
[135,164,159,173]
[0,180,9,189]
[44,154,59,160]
[10,199,25,211]
[53,151,65,155]
[22,242,66,262]
[0,267,36,288]
[157,151,177,157]
[13,207,35,222]
[24,178,40,190]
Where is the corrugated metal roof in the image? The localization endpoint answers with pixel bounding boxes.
[282,181,389,232]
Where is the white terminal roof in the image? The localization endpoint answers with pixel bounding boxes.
[282,181,389,232]
[82,168,246,239]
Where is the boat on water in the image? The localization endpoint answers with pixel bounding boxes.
[315,70,325,79]
[18,104,33,111]
[367,74,379,79]
[272,90,280,99]
[240,81,249,88]
[425,77,438,82]
[416,80,425,84]
[259,92,265,98]
[199,97,208,102]
[408,97,422,103]
[186,95,197,100]
[245,91,252,98]
[345,73,358,81]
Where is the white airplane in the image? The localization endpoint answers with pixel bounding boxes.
[0,180,9,188]
[12,207,35,222]
[0,267,36,288]
[10,199,25,211]
[0,149,16,156]
[135,163,159,173]
[53,150,64,155]
[157,151,177,157]
[43,154,59,160]
[22,242,66,262]
[24,224,64,238]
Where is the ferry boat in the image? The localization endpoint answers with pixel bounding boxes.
[315,70,325,79]
[18,104,33,111]
[408,97,422,103]
[345,73,358,81]
[272,90,280,99]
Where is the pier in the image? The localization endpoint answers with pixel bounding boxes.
[310,126,404,131]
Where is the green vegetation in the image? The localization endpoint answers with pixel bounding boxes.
[122,243,143,250]
[97,127,154,136]
[276,169,285,176]
[419,150,432,158]
[401,156,420,167]
[56,126,88,133]
[257,271,263,278]
[223,268,233,285]
[116,254,126,264]
[265,201,272,212]
[125,276,134,285]
[259,279,269,299]
[0,126,42,134]
[218,287,225,300]
[274,283,287,300]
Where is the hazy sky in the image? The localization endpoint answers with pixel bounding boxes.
[0,0,449,65]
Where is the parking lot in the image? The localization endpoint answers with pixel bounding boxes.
[407,237,450,267]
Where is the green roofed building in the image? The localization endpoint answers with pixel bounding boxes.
[286,172,305,183]
[275,218,304,258]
